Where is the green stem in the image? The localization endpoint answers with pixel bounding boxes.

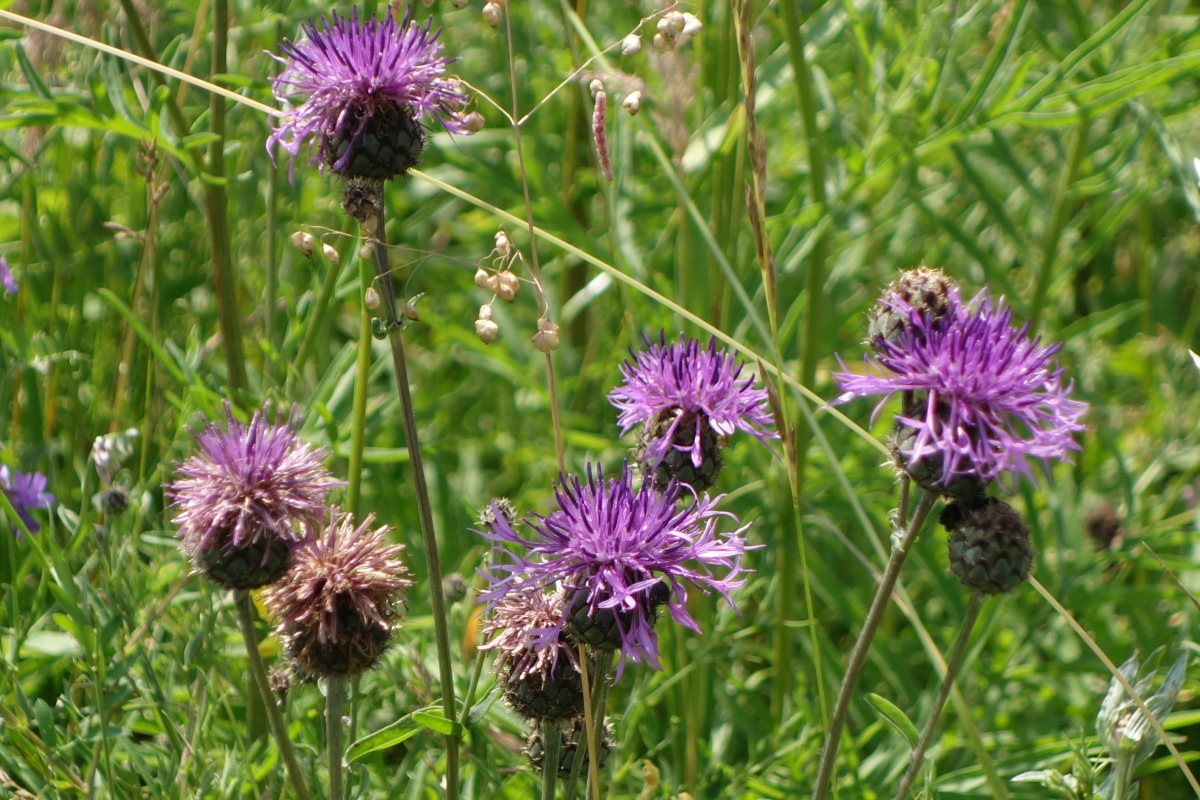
[205,0,248,400]
[1030,115,1090,329]
[233,591,313,800]
[294,249,345,377]
[541,719,564,800]
[347,237,374,516]
[326,677,347,800]
[811,490,938,800]
[564,649,611,800]
[893,591,985,800]
[368,195,459,800]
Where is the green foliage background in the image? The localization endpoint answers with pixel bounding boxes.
[3,0,1200,797]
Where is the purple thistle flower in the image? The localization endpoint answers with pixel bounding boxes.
[478,463,753,674]
[832,290,1088,492]
[0,256,17,295]
[268,8,470,178]
[608,335,776,489]
[263,509,411,678]
[168,404,342,558]
[0,465,55,537]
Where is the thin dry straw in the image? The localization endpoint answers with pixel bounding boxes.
[1028,576,1200,798]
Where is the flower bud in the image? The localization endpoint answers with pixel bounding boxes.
[652,32,673,51]
[463,111,486,133]
[532,317,560,353]
[290,231,315,259]
[365,287,381,311]
[476,317,499,344]
[358,243,374,260]
[492,270,519,303]
[494,230,511,258]
[623,91,642,116]
[321,242,340,264]
[621,33,642,55]
[680,12,703,38]
[475,267,491,289]
[483,1,502,28]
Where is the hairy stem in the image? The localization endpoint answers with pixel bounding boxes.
[326,677,346,800]
[368,195,459,800]
[233,591,313,800]
[541,718,564,800]
[893,591,985,800]
[812,490,938,800]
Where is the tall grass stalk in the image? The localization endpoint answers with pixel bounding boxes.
[367,197,459,800]
[892,591,985,800]
[812,490,938,800]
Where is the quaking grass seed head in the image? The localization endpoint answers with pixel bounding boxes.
[263,509,412,679]
[167,404,341,590]
[942,497,1034,594]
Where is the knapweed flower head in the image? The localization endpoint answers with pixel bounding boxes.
[832,289,1087,493]
[608,334,776,491]
[264,509,411,678]
[479,463,752,674]
[168,403,342,589]
[481,589,585,720]
[268,8,470,180]
[0,466,55,537]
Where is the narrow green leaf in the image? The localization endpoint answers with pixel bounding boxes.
[95,289,187,385]
[466,687,501,726]
[14,43,52,100]
[867,693,919,748]
[345,715,421,762]
[33,700,56,750]
[412,710,462,738]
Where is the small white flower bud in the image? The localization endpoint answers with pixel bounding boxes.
[493,271,519,303]
[681,12,703,38]
[290,231,315,259]
[321,242,340,264]
[532,317,560,352]
[494,230,511,258]
[482,2,502,28]
[359,242,374,260]
[474,267,491,289]
[652,32,673,51]
[621,33,642,56]
[589,79,604,97]
[365,287,381,311]
[623,91,642,116]
[463,111,485,133]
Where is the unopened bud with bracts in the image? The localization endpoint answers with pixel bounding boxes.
[290,231,316,259]
[463,110,485,132]
[621,33,642,55]
[483,1,502,28]
[475,304,499,344]
[942,497,1033,595]
[532,317,560,353]
[321,242,340,264]
[263,509,412,679]
[866,267,956,352]
[890,406,987,499]
[268,667,292,704]
[95,487,130,518]
[526,717,615,777]
[566,579,670,651]
[478,498,517,534]
[442,572,469,604]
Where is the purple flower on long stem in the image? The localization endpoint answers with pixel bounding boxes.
[0,256,17,295]
[268,8,470,178]
[832,290,1087,491]
[479,463,752,673]
[168,404,342,559]
[0,466,55,537]
[608,335,776,490]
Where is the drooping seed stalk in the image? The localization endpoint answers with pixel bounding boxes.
[541,718,564,800]
[811,490,938,800]
[326,677,347,800]
[892,591,985,800]
[367,194,459,800]
[232,591,313,800]
[574,645,611,800]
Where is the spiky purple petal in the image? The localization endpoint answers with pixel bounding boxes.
[608,334,776,469]
[832,290,1087,491]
